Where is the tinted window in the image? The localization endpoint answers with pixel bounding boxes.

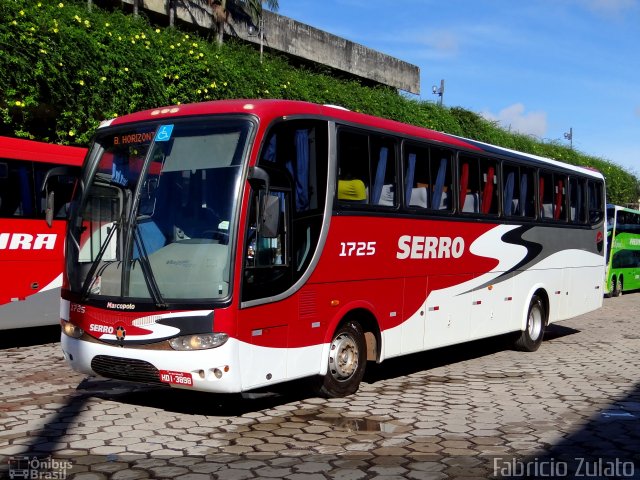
[587,180,604,224]
[403,143,453,211]
[337,129,397,207]
[503,163,535,218]
[458,155,499,215]
[569,177,587,224]
[0,159,75,219]
[539,170,567,221]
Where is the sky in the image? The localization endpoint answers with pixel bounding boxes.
[276,0,640,176]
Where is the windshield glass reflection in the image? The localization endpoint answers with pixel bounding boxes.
[66,118,252,302]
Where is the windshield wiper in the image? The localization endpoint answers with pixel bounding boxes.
[132,222,167,309]
[79,220,120,301]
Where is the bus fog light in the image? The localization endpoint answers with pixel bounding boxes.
[169,333,228,351]
[61,320,84,338]
[213,368,223,379]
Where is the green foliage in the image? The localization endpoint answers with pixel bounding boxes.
[1,0,638,204]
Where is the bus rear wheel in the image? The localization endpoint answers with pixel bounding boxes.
[316,320,366,398]
[514,295,546,352]
[613,276,623,297]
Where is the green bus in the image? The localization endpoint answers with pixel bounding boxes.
[605,204,640,296]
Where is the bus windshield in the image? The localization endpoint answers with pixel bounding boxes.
[65,117,253,304]
[607,206,615,230]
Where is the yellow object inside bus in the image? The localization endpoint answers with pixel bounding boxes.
[338,179,366,201]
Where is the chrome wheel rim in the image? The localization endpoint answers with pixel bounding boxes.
[328,333,359,381]
[528,304,543,341]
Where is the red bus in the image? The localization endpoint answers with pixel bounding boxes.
[0,136,85,329]
[58,100,605,397]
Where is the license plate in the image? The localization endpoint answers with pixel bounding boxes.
[159,370,193,387]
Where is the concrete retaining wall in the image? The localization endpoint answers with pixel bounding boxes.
[121,0,420,94]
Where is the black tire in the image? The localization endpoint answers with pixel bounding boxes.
[316,320,367,398]
[613,276,623,297]
[514,295,546,352]
[604,277,613,298]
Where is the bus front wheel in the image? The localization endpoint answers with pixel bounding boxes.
[514,295,546,352]
[317,320,366,398]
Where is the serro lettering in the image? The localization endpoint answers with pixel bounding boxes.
[396,235,465,260]
[89,324,114,334]
[0,233,57,250]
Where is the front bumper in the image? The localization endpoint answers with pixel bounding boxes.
[61,334,242,393]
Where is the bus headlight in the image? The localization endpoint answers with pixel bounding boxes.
[61,320,84,338]
[169,333,228,351]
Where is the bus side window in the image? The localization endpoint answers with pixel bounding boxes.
[480,158,498,215]
[34,163,77,219]
[458,155,499,215]
[242,189,292,302]
[404,145,429,209]
[539,170,554,219]
[337,129,397,207]
[244,119,328,303]
[370,137,397,207]
[569,177,586,223]
[403,143,452,212]
[0,161,11,216]
[458,156,480,213]
[503,164,518,217]
[554,174,567,221]
[0,160,41,219]
[337,130,369,204]
[503,164,535,218]
[587,180,604,224]
[258,120,328,280]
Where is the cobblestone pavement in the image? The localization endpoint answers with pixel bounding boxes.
[1,294,639,479]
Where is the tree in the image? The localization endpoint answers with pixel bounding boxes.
[209,0,279,46]
[169,0,176,27]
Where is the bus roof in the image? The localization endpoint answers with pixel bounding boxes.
[0,136,86,166]
[607,204,640,214]
[101,99,603,179]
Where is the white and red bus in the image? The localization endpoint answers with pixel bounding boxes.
[0,136,85,329]
[58,100,605,397]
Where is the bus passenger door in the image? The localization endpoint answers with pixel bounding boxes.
[238,188,293,390]
[239,120,329,389]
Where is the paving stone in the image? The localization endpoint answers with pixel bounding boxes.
[284,474,326,480]
[111,469,151,480]
[70,473,108,480]
[148,466,190,478]
[214,468,258,480]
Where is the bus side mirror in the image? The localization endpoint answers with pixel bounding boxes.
[45,191,55,227]
[247,166,270,193]
[248,166,280,238]
[259,193,280,238]
[41,166,80,228]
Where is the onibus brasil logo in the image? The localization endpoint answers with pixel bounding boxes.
[7,455,72,479]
